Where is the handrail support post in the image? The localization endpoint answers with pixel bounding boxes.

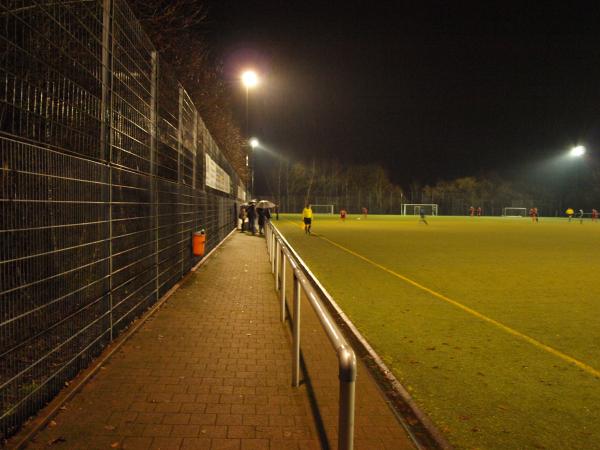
[280,248,286,322]
[292,273,301,387]
[275,239,280,291]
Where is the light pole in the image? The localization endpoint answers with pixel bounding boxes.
[241,70,259,134]
[250,137,259,194]
[241,70,259,195]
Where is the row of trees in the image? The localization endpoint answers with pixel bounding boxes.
[259,159,600,216]
[129,0,248,181]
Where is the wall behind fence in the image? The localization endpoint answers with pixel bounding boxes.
[0,0,243,439]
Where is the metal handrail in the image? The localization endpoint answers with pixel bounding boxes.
[265,221,356,450]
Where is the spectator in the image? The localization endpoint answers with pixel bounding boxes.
[238,205,247,232]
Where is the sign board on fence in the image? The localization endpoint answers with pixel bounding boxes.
[238,184,246,201]
[205,154,231,194]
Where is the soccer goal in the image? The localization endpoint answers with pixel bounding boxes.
[311,204,335,214]
[402,204,438,216]
[502,207,527,217]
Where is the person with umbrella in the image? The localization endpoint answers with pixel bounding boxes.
[246,200,257,235]
[256,200,275,235]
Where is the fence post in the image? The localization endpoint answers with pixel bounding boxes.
[150,51,159,301]
[292,272,301,387]
[102,0,114,340]
[192,110,198,189]
[178,85,184,277]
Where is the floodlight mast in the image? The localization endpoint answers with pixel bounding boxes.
[249,138,259,194]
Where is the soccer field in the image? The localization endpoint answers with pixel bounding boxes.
[275,214,600,450]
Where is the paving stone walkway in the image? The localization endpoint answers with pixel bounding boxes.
[18,231,416,450]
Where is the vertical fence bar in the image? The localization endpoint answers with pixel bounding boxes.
[292,272,301,387]
[100,0,111,163]
[280,246,286,322]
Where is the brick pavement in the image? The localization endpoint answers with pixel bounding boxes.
[21,233,320,450]
[16,231,417,450]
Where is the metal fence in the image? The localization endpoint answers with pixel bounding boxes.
[0,0,242,440]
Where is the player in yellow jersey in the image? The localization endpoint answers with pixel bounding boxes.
[302,204,313,235]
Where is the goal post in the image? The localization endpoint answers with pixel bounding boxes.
[311,204,335,214]
[402,204,438,216]
[502,207,527,217]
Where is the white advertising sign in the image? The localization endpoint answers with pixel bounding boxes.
[205,154,231,194]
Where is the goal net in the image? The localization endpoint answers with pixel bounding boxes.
[502,207,527,217]
[311,204,335,214]
[402,204,438,216]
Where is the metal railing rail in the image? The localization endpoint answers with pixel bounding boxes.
[264,221,357,450]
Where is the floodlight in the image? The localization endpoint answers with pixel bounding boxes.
[249,138,259,148]
[570,145,586,157]
[241,70,259,89]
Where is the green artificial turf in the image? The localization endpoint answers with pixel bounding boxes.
[275,214,600,449]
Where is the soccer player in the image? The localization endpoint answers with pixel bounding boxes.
[419,207,428,225]
[302,204,313,235]
[592,209,598,222]
[469,206,475,217]
[534,207,539,223]
[578,208,584,224]
[477,206,482,217]
[340,208,347,221]
[566,207,574,222]
[361,206,368,219]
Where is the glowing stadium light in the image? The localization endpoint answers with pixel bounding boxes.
[241,70,259,88]
[249,138,259,149]
[570,145,586,157]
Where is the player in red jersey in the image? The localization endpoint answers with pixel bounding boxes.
[340,208,347,221]
[469,206,475,217]
[477,206,482,217]
[592,209,598,222]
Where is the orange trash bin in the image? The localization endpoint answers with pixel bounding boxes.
[193,230,206,256]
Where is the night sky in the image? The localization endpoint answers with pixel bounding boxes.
[205,1,600,188]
